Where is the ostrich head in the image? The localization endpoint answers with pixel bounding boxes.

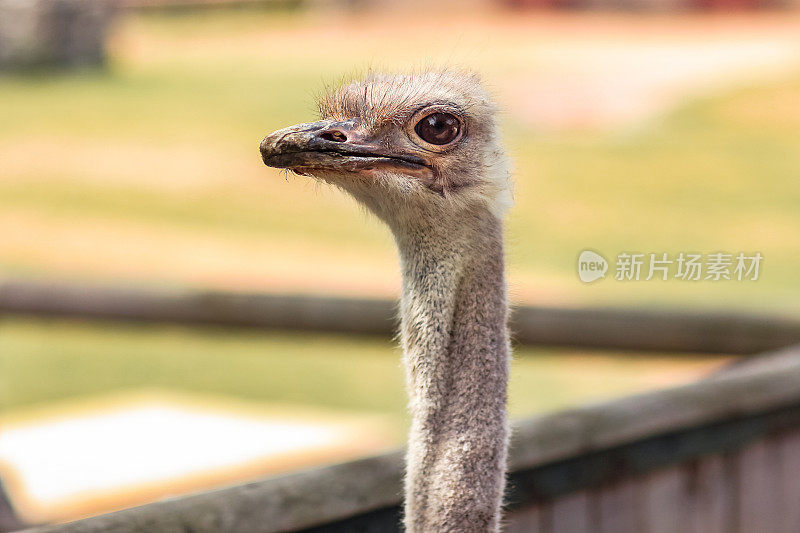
[259,70,512,230]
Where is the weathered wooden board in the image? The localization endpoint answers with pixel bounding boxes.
[505,503,542,533]
[595,479,644,533]
[738,440,775,533]
[774,429,800,533]
[548,491,591,533]
[685,454,730,533]
[640,467,687,533]
[506,426,800,533]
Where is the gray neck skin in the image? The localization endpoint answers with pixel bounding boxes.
[391,209,510,533]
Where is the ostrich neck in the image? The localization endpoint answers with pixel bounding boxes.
[394,212,509,533]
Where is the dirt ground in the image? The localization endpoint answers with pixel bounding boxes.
[486,13,800,128]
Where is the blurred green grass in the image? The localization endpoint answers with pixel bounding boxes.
[0,317,726,435]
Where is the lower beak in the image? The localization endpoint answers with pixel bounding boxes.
[259,120,432,177]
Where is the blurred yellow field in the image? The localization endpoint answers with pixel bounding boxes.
[2,10,800,310]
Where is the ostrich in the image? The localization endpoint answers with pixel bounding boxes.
[260,70,512,532]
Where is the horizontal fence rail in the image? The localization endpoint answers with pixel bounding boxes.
[22,344,800,533]
[2,279,800,354]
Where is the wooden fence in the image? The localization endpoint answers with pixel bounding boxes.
[2,279,800,354]
[5,279,800,532]
[18,344,800,532]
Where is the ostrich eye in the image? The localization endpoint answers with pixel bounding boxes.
[414,112,461,145]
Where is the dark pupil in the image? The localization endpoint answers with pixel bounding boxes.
[415,113,460,145]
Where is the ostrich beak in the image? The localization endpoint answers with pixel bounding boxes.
[259,120,433,178]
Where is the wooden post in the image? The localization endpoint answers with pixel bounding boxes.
[0,0,117,70]
[0,477,25,533]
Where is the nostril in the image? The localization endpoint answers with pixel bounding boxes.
[319,130,348,143]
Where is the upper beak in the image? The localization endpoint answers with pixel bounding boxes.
[259,120,432,177]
